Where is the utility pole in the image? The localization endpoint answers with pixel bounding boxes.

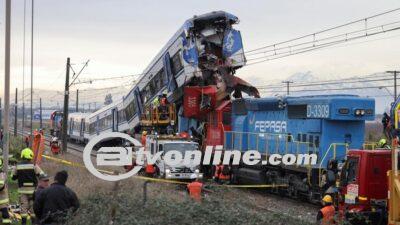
[0,98,2,129]
[14,88,18,136]
[22,0,27,135]
[76,89,79,112]
[282,81,293,95]
[4,0,12,178]
[30,0,34,144]
[39,98,42,129]
[62,58,71,153]
[387,71,399,102]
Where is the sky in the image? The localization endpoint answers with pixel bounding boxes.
[0,0,400,103]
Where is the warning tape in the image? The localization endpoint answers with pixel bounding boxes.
[42,155,287,188]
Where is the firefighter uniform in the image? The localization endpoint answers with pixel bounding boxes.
[187,181,203,202]
[317,195,335,225]
[12,148,44,225]
[0,159,11,224]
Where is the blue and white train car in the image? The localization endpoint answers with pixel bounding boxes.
[67,112,91,143]
[225,95,375,200]
[122,11,248,133]
[87,99,127,141]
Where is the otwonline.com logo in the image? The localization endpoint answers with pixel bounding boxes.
[83,132,318,181]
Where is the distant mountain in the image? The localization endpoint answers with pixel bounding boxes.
[263,71,392,114]
[8,87,129,112]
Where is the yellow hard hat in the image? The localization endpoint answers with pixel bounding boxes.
[142,131,147,135]
[21,148,34,160]
[322,195,333,203]
[378,138,387,146]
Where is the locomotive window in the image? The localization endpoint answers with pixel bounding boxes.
[288,105,307,119]
[170,51,183,75]
[297,134,301,142]
[314,136,320,148]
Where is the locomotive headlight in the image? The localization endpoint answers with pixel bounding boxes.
[355,109,361,115]
[360,110,365,116]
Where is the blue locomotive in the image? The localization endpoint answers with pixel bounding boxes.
[224,95,375,201]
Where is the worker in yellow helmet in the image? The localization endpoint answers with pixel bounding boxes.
[0,158,11,224]
[378,138,390,149]
[11,148,44,225]
[317,195,335,225]
[141,131,148,146]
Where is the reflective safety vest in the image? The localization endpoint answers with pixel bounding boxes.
[187,181,203,201]
[320,205,335,225]
[145,164,155,174]
[0,173,9,206]
[13,163,42,195]
[215,165,230,180]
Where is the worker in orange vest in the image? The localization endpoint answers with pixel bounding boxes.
[187,177,203,202]
[144,157,156,177]
[213,162,231,184]
[141,131,147,146]
[317,195,336,225]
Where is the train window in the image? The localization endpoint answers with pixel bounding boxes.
[124,100,137,122]
[288,105,307,119]
[170,51,183,75]
[314,136,320,148]
[157,69,165,88]
[297,133,301,142]
[308,135,314,147]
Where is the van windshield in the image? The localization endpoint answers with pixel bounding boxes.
[164,143,198,153]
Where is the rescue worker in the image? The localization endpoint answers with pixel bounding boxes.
[317,195,335,225]
[0,159,11,224]
[187,177,203,202]
[24,135,30,148]
[34,174,49,200]
[159,92,169,120]
[12,148,45,225]
[213,162,231,184]
[34,171,79,225]
[382,112,390,133]
[152,96,160,109]
[144,157,156,177]
[141,131,147,146]
[378,138,391,149]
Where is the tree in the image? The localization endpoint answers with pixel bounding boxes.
[104,94,113,105]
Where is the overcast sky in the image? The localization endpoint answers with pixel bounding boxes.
[0,0,400,99]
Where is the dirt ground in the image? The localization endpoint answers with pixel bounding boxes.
[39,151,318,224]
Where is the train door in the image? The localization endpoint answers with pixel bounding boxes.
[80,118,85,138]
[69,118,73,135]
[96,115,100,135]
[112,108,118,132]
[163,52,177,93]
[134,87,143,115]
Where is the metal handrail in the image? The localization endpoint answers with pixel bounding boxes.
[318,142,349,187]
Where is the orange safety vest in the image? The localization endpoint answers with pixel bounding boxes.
[145,164,155,174]
[141,135,146,146]
[320,205,335,225]
[187,181,203,201]
[215,165,230,180]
